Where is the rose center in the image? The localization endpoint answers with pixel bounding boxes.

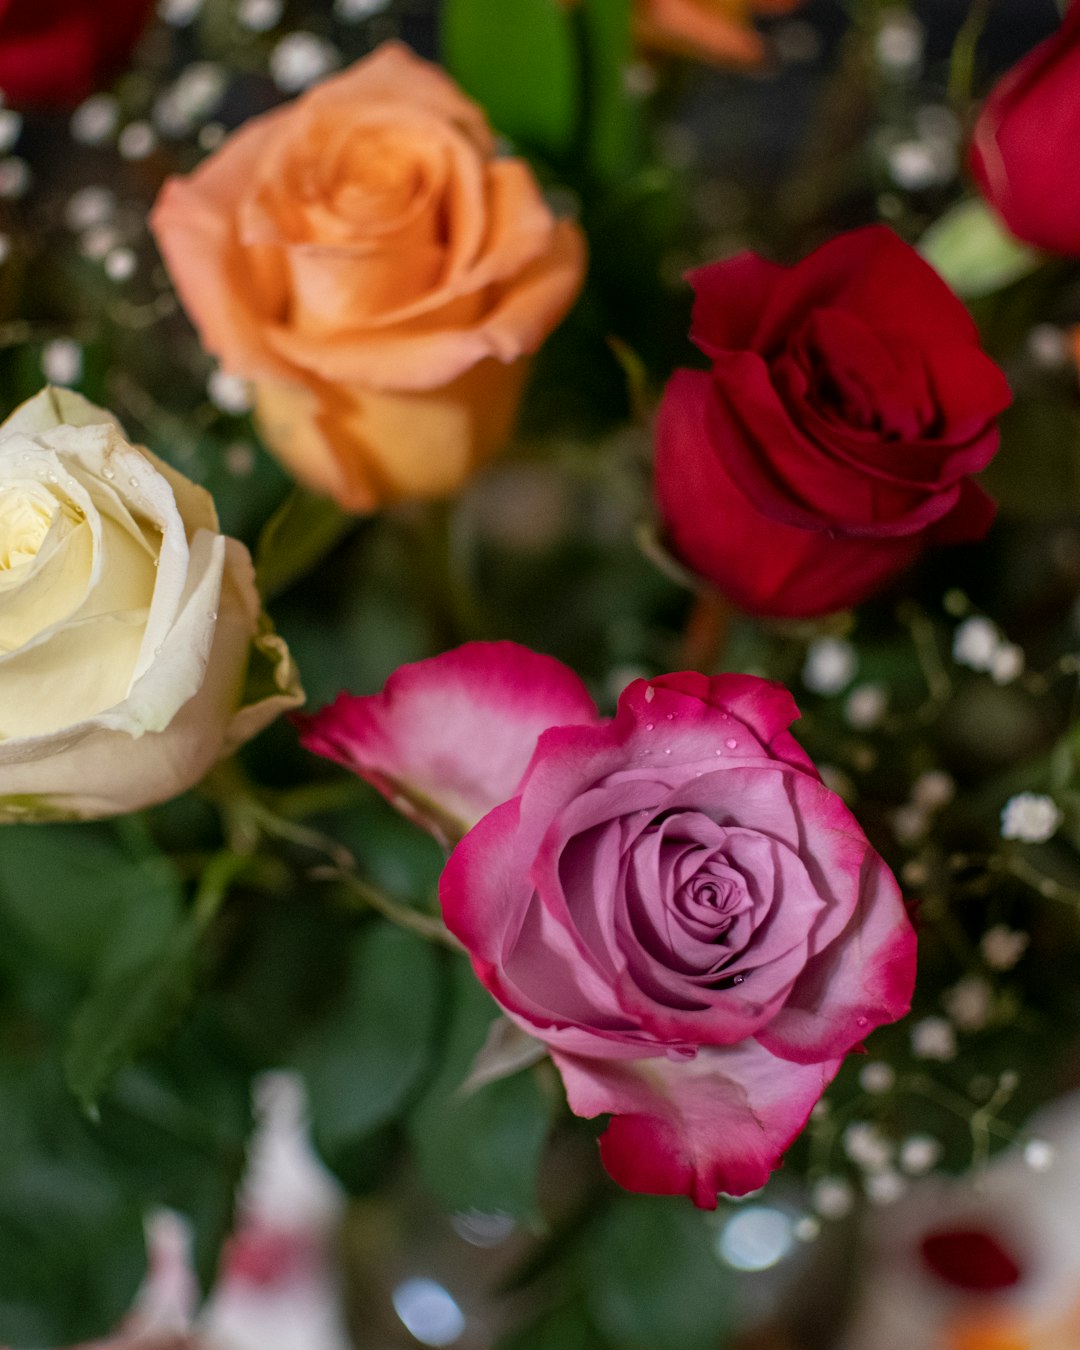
[0,484,59,571]
[684,877,739,933]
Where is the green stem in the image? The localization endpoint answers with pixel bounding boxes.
[192,849,250,931]
[330,869,464,952]
[395,500,487,647]
[949,0,996,110]
[202,760,458,950]
[1004,853,1080,909]
[271,778,369,821]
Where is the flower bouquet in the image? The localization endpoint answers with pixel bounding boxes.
[0,0,1077,1346]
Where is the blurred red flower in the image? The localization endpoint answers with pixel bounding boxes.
[0,0,155,109]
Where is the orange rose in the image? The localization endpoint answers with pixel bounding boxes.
[635,0,803,67]
[150,42,586,512]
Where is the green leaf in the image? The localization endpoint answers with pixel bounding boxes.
[0,1063,147,1346]
[442,0,579,159]
[919,197,1044,300]
[581,1196,736,1350]
[97,1011,253,1292]
[408,957,553,1221]
[295,923,440,1168]
[255,485,356,600]
[580,0,638,184]
[0,823,184,976]
[63,920,201,1110]
[498,1299,606,1350]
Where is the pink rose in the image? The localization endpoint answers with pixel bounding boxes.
[299,644,916,1206]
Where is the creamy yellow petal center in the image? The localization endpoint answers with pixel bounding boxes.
[0,484,62,571]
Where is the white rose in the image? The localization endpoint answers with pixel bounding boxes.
[0,387,303,820]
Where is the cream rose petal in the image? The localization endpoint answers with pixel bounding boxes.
[0,387,303,820]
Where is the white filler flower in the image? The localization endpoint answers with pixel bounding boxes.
[1001,792,1063,844]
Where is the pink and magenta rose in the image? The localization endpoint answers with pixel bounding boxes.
[300,643,916,1206]
[655,225,1011,619]
[970,2,1080,257]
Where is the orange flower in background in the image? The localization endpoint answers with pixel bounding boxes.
[635,0,804,68]
[151,43,586,513]
[946,1296,1080,1350]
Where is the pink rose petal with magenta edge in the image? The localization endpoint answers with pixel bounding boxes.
[296,640,598,842]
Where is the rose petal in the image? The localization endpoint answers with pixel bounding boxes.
[655,368,924,617]
[263,218,586,391]
[552,1040,841,1206]
[970,3,1080,257]
[298,641,599,842]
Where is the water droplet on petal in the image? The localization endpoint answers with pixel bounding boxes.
[644,686,655,703]
[128,476,139,488]
[664,748,672,755]
[665,713,674,720]
[726,738,738,749]
[645,723,654,731]
[102,466,115,480]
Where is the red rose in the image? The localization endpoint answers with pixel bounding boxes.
[970,2,1080,257]
[0,0,155,109]
[654,226,1011,619]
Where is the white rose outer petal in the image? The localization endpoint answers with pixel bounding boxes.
[0,387,303,820]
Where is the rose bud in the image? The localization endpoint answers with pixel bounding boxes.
[300,642,916,1206]
[0,0,155,109]
[654,226,1011,619]
[970,2,1080,257]
[151,42,586,514]
[0,387,302,821]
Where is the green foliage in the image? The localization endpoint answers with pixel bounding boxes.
[919,198,1044,300]
[441,0,579,159]
[982,396,1080,518]
[0,1062,147,1346]
[64,918,201,1110]
[0,823,204,1109]
[578,0,638,185]
[580,1197,736,1350]
[295,923,441,1176]
[95,1012,254,1291]
[498,1299,607,1350]
[255,486,358,601]
[408,957,554,1222]
[0,823,183,977]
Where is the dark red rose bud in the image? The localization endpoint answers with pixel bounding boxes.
[970,1,1080,257]
[0,0,156,109]
[654,226,1011,619]
[920,1226,1025,1293]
